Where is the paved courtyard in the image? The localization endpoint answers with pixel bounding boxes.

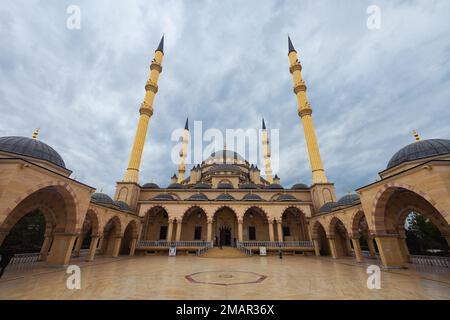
[0,255,449,299]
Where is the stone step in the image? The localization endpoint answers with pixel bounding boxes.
[200,247,249,258]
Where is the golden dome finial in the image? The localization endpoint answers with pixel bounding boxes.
[32,128,40,140]
[412,129,421,142]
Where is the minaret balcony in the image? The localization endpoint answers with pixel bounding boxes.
[145,80,159,93]
[150,61,162,73]
[289,62,302,74]
[293,80,307,94]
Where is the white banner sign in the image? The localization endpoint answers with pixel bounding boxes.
[169,246,177,256]
[260,247,267,256]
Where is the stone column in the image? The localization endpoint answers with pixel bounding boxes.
[129,238,138,256]
[313,239,320,256]
[73,234,85,257]
[367,237,377,259]
[207,219,213,242]
[445,236,450,248]
[268,221,275,242]
[328,237,338,259]
[351,238,364,263]
[167,219,174,241]
[375,235,406,268]
[0,231,8,247]
[47,233,77,265]
[346,238,353,254]
[238,219,243,242]
[39,235,53,261]
[398,235,410,263]
[97,236,104,253]
[86,236,100,262]
[175,220,182,241]
[277,219,283,242]
[111,237,122,258]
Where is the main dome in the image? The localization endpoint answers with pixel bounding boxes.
[387,139,450,169]
[0,136,66,168]
[205,150,245,164]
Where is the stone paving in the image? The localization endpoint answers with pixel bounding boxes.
[0,255,449,299]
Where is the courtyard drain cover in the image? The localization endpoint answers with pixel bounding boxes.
[185,271,267,286]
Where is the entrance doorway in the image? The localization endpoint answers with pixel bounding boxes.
[219,226,232,246]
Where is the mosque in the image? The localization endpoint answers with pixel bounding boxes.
[0,36,449,269]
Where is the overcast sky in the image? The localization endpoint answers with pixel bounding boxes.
[1,0,449,198]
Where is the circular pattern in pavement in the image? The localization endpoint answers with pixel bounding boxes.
[185,270,267,286]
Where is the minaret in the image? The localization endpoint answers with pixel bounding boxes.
[288,36,328,184]
[178,118,189,183]
[123,35,164,183]
[261,118,273,183]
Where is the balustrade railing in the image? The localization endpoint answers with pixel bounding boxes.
[137,240,213,248]
[409,254,450,268]
[237,241,313,248]
[353,250,449,268]
[236,242,252,256]
[196,242,213,256]
[4,252,40,274]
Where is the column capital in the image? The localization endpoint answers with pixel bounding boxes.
[237,218,243,224]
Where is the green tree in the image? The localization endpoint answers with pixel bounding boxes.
[0,209,45,254]
[405,212,449,256]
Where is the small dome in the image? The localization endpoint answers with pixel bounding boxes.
[216,193,235,201]
[167,183,185,189]
[0,136,66,168]
[188,193,209,201]
[387,139,450,169]
[291,183,308,189]
[142,182,160,189]
[277,194,297,201]
[239,183,258,189]
[91,193,115,205]
[115,201,131,211]
[319,202,338,213]
[192,182,211,189]
[217,182,234,189]
[337,194,360,207]
[242,193,263,201]
[153,193,175,201]
[267,183,283,189]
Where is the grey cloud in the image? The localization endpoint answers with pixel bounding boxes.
[1,0,449,198]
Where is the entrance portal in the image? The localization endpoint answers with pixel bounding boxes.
[219,226,232,246]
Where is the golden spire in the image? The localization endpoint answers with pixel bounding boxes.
[288,36,327,184]
[178,118,189,183]
[123,35,165,183]
[261,118,273,183]
[412,129,421,142]
[32,128,40,140]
